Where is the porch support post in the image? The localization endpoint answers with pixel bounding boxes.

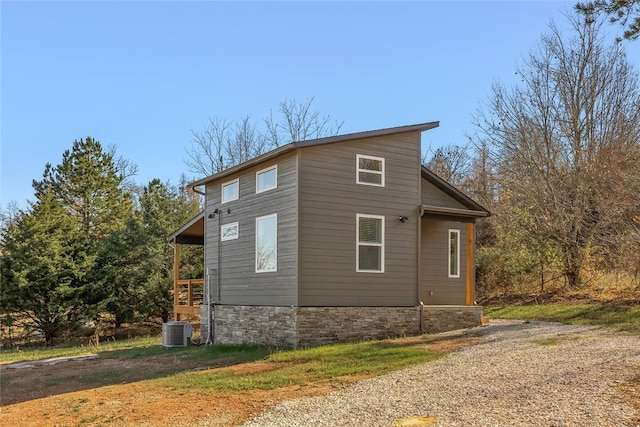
[174,243,181,320]
[466,222,475,306]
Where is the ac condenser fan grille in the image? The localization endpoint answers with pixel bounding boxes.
[162,321,192,347]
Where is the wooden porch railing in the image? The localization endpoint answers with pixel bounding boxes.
[173,278,204,318]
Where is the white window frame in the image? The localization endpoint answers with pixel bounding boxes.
[448,229,460,278]
[356,214,385,273]
[255,213,277,273]
[256,165,277,194]
[221,178,239,204]
[356,154,385,187]
[221,222,239,241]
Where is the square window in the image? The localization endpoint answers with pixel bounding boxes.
[256,165,277,194]
[357,154,385,187]
[221,222,239,241]
[356,214,384,273]
[221,179,239,204]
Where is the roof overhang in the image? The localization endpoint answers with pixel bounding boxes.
[292,121,439,148]
[190,144,296,189]
[167,211,205,245]
[421,166,490,216]
[420,205,490,218]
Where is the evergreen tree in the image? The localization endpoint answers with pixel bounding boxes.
[95,179,202,325]
[576,0,640,40]
[0,190,94,345]
[95,217,162,327]
[33,137,133,239]
[30,137,135,323]
[138,179,202,322]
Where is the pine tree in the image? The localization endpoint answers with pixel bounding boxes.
[138,179,202,322]
[33,137,133,239]
[0,190,94,345]
[30,137,135,322]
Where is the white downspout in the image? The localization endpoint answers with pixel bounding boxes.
[205,267,213,345]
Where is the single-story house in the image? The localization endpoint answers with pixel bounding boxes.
[168,121,490,347]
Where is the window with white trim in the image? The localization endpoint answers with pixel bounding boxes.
[256,165,277,194]
[221,179,239,203]
[356,154,385,187]
[221,222,239,241]
[256,214,277,273]
[448,229,460,278]
[357,214,384,273]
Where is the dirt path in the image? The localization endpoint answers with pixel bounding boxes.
[0,332,476,426]
[242,320,640,426]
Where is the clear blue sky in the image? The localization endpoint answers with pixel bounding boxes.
[2,1,638,210]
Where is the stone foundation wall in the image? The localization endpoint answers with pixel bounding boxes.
[422,305,483,333]
[213,305,297,347]
[204,305,482,347]
[296,307,421,346]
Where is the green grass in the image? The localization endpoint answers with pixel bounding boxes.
[163,339,442,391]
[484,304,640,331]
[530,337,561,346]
[2,335,440,394]
[0,336,161,363]
[0,337,270,366]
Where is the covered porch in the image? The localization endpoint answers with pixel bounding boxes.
[168,211,205,320]
[418,204,489,307]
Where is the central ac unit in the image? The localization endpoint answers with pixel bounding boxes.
[162,321,192,347]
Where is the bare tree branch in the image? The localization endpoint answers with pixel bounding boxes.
[186,97,344,177]
[184,116,231,177]
[422,144,471,188]
[472,13,640,287]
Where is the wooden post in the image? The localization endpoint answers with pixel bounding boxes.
[173,243,180,320]
[466,222,475,306]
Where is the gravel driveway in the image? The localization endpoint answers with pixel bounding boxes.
[242,320,640,426]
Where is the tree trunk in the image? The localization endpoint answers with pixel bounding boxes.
[43,328,55,347]
[563,244,584,289]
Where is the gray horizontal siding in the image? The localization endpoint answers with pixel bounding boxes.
[420,215,471,305]
[205,153,298,306]
[421,178,467,209]
[298,132,422,306]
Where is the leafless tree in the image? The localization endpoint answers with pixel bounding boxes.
[0,202,20,233]
[227,116,271,166]
[422,144,472,188]
[184,97,344,178]
[473,13,640,288]
[107,144,140,196]
[184,116,231,178]
[263,96,344,146]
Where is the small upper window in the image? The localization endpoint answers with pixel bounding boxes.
[448,229,460,278]
[356,154,385,187]
[256,165,277,194]
[221,222,239,241]
[221,179,239,204]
